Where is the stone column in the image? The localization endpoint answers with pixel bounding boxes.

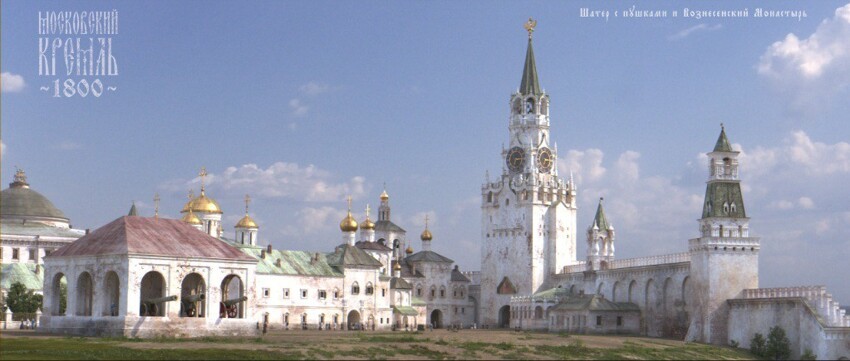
[4,308,11,329]
[35,309,42,328]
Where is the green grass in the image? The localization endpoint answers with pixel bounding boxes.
[0,333,757,360]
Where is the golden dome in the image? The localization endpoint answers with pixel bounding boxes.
[360,204,375,230]
[181,210,202,225]
[420,229,433,241]
[392,260,401,271]
[379,189,389,201]
[340,211,358,232]
[405,246,414,254]
[182,191,223,214]
[235,214,258,229]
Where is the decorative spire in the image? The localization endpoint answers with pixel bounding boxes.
[713,123,733,152]
[198,167,208,194]
[420,215,433,241]
[10,167,29,188]
[244,194,252,215]
[593,197,611,231]
[128,201,138,216]
[153,193,160,218]
[519,18,542,96]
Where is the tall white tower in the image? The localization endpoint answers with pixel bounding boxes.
[686,125,760,345]
[479,18,578,328]
[586,197,615,271]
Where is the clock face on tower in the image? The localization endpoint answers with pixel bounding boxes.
[537,147,553,173]
[506,147,526,173]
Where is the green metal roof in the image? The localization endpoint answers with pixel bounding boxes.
[242,248,343,277]
[393,306,419,316]
[128,203,138,216]
[1,186,68,221]
[0,263,44,290]
[552,294,640,312]
[411,296,427,306]
[702,182,747,218]
[326,244,383,269]
[405,250,453,263]
[391,277,412,290]
[713,126,734,152]
[0,221,84,238]
[532,287,571,299]
[519,38,542,96]
[592,198,611,230]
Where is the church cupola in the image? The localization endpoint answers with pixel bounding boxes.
[181,192,204,231]
[420,215,433,251]
[359,204,376,242]
[235,194,259,245]
[339,196,358,245]
[587,197,615,270]
[180,167,224,237]
[378,187,391,221]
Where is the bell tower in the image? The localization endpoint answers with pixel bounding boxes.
[479,18,578,327]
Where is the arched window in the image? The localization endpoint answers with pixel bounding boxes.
[50,273,67,316]
[525,97,536,114]
[180,273,206,318]
[351,282,360,295]
[333,288,340,299]
[75,271,93,316]
[534,306,543,319]
[103,271,120,316]
[487,191,493,203]
[416,285,422,297]
[512,98,522,114]
[365,282,374,295]
[140,271,166,317]
[723,157,732,175]
[440,286,446,298]
[378,238,386,245]
[541,97,549,116]
[220,274,244,318]
[430,286,436,299]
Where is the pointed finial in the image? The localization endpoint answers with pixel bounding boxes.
[524,17,537,39]
[198,167,208,193]
[187,190,194,201]
[11,167,29,188]
[720,122,725,131]
[154,193,161,218]
[347,195,352,211]
[425,214,430,229]
[244,194,251,214]
[365,204,371,218]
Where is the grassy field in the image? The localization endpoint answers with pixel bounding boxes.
[0,330,756,360]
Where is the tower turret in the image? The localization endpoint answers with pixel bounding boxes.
[235,194,259,245]
[586,198,615,270]
[339,196,358,246]
[420,215,433,251]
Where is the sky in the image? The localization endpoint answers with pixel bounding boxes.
[2,1,848,301]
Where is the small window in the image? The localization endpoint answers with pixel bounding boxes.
[440,287,446,298]
[417,287,422,296]
[333,289,340,299]
[44,249,51,257]
[454,307,458,314]
[365,283,374,295]
[596,316,602,326]
[318,290,327,300]
[284,313,289,325]
[381,288,386,297]
[300,289,308,299]
[351,282,360,295]
[262,288,270,298]
[283,288,290,299]
[616,316,623,326]
[12,248,19,260]
[430,288,436,298]
[29,250,37,261]
[462,307,465,314]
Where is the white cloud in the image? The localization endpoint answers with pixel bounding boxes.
[668,23,722,41]
[1,72,25,92]
[558,148,606,185]
[163,162,366,203]
[770,200,795,210]
[299,82,339,96]
[740,130,850,177]
[296,206,347,234]
[798,196,815,209]
[757,3,850,110]
[289,99,308,116]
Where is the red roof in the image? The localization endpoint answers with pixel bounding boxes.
[49,216,255,261]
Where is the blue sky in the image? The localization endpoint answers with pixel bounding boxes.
[3,1,849,301]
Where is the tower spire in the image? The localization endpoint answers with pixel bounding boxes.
[519,18,542,96]
[713,123,733,152]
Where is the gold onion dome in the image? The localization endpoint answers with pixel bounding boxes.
[393,260,402,271]
[340,211,358,232]
[360,204,375,230]
[405,245,414,254]
[181,210,202,225]
[420,229,433,241]
[183,191,223,214]
[236,214,258,229]
[380,189,389,201]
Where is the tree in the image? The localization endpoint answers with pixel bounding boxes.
[6,282,42,315]
[750,332,766,357]
[799,348,817,360]
[765,326,791,360]
[59,283,67,314]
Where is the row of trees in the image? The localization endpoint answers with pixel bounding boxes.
[748,326,816,360]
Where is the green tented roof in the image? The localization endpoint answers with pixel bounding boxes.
[532,287,571,299]
[1,263,44,290]
[326,244,383,269]
[702,182,747,218]
[405,250,453,263]
[713,127,734,152]
[592,198,611,230]
[519,38,542,95]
